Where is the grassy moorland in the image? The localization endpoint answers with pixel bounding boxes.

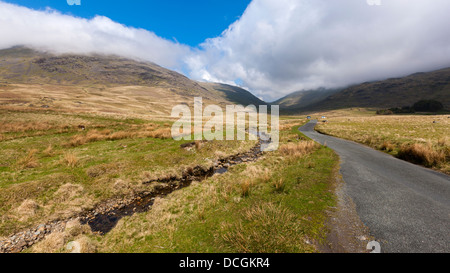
[0,108,340,253]
[313,109,449,174]
[0,108,257,239]
[92,123,339,253]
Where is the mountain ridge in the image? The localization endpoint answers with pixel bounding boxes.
[0,47,265,116]
[277,67,450,113]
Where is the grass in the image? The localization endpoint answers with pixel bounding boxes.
[90,122,339,253]
[279,141,320,158]
[62,152,79,168]
[0,109,256,237]
[1,109,340,253]
[314,109,450,174]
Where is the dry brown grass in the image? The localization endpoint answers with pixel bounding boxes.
[62,152,79,168]
[140,128,172,139]
[53,183,84,203]
[315,112,450,173]
[239,179,253,197]
[71,236,97,253]
[108,131,135,140]
[67,135,87,147]
[16,149,39,169]
[0,121,54,133]
[16,199,40,219]
[380,141,395,152]
[438,137,449,148]
[64,219,91,237]
[86,129,112,142]
[195,140,203,150]
[32,219,96,253]
[272,178,286,193]
[32,231,67,253]
[66,127,171,147]
[397,143,446,167]
[42,145,54,157]
[279,141,319,158]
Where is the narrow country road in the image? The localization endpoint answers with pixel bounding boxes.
[300,120,450,253]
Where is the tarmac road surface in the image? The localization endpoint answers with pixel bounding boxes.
[300,120,450,253]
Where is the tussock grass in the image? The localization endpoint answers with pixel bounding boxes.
[42,145,54,157]
[62,152,79,168]
[397,143,446,167]
[95,123,337,253]
[32,232,67,253]
[0,121,54,133]
[0,109,257,241]
[221,202,304,253]
[315,111,449,173]
[239,179,253,197]
[53,184,84,203]
[16,199,40,219]
[279,141,319,158]
[379,141,395,152]
[140,128,172,139]
[15,149,39,169]
[31,230,96,253]
[66,127,172,147]
[271,178,286,193]
[64,219,91,237]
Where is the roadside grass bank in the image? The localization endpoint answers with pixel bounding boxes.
[313,110,449,174]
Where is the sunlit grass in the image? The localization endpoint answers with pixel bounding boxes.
[315,111,449,173]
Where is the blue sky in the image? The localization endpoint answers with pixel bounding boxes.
[2,0,251,47]
[1,0,450,101]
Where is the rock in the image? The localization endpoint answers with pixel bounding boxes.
[15,239,26,250]
[358,235,368,241]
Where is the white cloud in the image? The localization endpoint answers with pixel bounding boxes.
[185,0,450,101]
[1,0,450,102]
[0,1,190,68]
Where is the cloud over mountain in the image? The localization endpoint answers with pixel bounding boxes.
[187,0,450,100]
[0,1,189,68]
[1,0,450,101]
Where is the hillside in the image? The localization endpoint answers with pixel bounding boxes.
[0,47,265,116]
[274,88,341,112]
[278,68,450,113]
[318,68,450,110]
[198,82,266,106]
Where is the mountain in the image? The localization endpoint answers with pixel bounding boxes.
[0,46,265,116]
[198,82,266,106]
[280,68,450,113]
[274,88,341,112]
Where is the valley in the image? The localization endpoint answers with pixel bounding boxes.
[0,47,448,254]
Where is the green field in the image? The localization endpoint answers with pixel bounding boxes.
[0,109,340,253]
[314,109,449,174]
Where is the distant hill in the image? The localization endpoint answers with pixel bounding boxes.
[274,88,342,112]
[199,82,266,106]
[0,47,265,116]
[0,46,215,97]
[282,68,450,113]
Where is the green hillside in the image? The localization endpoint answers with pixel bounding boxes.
[306,68,450,112]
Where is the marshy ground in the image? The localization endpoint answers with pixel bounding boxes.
[1,107,447,253]
[0,108,342,253]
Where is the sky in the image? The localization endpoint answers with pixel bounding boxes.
[1,0,450,101]
[2,0,251,47]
